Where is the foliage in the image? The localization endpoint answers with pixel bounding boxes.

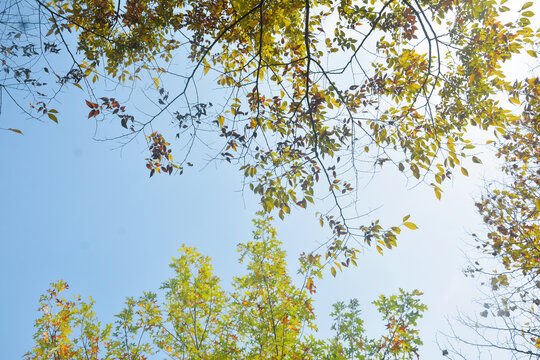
[2,0,535,269]
[25,216,426,360]
[464,78,539,357]
[328,291,425,360]
[442,75,540,358]
[478,78,540,284]
[5,1,540,358]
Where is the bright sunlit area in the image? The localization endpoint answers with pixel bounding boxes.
[1,0,539,359]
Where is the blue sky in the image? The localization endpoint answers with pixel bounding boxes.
[2,0,531,356]
[0,86,499,358]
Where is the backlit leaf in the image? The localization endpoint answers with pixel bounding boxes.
[403,222,418,230]
[48,113,58,123]
[7,128,23,135]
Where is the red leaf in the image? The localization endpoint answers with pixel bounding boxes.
[7,128,23,135]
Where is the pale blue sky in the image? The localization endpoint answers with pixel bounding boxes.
[1,0,526,356]
[0,86,497,358]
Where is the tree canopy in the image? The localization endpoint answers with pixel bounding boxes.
[2,0,540,357]
[25,217,427,360]
[444,74,540,359]
[2,0,535,270]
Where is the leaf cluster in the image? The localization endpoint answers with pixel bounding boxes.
[25,216,426,360]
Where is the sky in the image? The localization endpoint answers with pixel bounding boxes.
[0,88,501,359]
[1,1,535,359]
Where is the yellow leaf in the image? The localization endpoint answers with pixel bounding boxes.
[434,187,441,200]
[509,96,521,105]
[217,115,225,128]
[203,58,211,75]
[461,167,469,176]
[527,50,538,58]
[153,77,159,89]
[404,222,418,230]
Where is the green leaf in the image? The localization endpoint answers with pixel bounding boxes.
[472,156,482,164]
[522,1,533,10]
[520,17,531,25]
[522,10,534,17]
[48,113,58,123]
[282,204,290,214]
